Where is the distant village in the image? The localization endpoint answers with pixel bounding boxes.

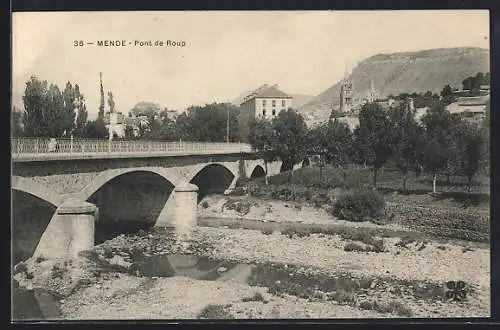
[66,67,491,141]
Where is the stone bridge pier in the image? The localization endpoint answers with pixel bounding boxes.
[12,155,283,262]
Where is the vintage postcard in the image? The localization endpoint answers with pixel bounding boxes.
[11,10,490,320]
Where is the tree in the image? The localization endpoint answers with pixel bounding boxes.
[388,101,424,193]
[22,76,83,138]
[271,109,308,172]
[62,82,88,137]
[177,103,240,142]
[421,101,458,193]
[248,119,278,185]
[440,84,455,106]
[107,92,116,113]
[11,107,24,137]
[83,118,108,139]
[354,103,394,188]
[324,119,353,167]
[455,121,485,198]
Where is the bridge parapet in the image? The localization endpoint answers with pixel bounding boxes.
[12,138,254,162]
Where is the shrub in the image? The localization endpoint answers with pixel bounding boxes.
[359,299,413,317]
[241,292,267,303]
[333,189,386,222]
[201,201,210,209]
[197,304,234,319]
[344,242,371,252]
[344,239,385,253]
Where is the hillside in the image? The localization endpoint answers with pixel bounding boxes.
[299,47,490,126]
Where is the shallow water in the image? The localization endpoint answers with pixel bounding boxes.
[12,254,254,321]
[12,282,61,321]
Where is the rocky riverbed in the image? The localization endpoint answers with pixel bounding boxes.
[12,196,490,320]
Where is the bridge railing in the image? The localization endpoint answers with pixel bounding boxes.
[11,138,254,158]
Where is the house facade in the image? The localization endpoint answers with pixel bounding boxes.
[445,95,489,124]
[238,84,293,142]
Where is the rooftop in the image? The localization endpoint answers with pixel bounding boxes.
[241,84,292,104]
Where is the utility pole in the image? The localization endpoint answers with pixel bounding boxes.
[226,106,230,143]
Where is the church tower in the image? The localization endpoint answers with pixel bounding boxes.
[367,77,379,103]
[339,66,353,114]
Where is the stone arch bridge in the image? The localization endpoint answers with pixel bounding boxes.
[11,138,282,262]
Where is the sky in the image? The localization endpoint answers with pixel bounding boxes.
[12,10,490,120]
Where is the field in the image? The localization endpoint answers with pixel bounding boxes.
[13,165,490,319]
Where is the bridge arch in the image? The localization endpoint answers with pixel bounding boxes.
[187,163,237,202]
[79,167,178,201]
[80,168,177,243]
[301,157,311,168]
[11,176,62,207]
[11,183,58,263]
[250,165,266,178]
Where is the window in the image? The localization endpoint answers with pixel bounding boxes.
[262,109,266,117]
[272,100,276,107]
[272,109,276,116]
[282,100,286,107]
[262,100,266,107]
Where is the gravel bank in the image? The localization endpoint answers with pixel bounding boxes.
[60,275,387,319]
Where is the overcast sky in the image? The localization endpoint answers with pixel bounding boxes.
[12,10,489,119]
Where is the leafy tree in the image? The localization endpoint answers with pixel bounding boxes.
[248,119,278,185]
[271,109,308,172]
[388,101,424,193]
[108,92,116,113]
[324,119,353,167]
[455,121,485,197]
[353,103,394,188]
[176,103,240,142]
[421,101,458,193]
[22,76,84,137]
[11,109,24,137]
[83,118,108,139]
[440,84,455,106]
[124,125,136,140]
[62,82,88,137]
[305,122,329,164]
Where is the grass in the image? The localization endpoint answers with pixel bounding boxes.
[395,236,416,249]
[247,261,458,305]
[241,292,267,303]
[245,262,423,317]
[51,264,67,279]
[359,299,413,317]
[197,304,234,319]
[198,217,489,248]
[344,242,384,253]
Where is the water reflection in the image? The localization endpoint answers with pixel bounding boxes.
[128,253,251,281]
[12,280,61,321]
[12,254,255,321]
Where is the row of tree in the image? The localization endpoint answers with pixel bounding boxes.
[12,76,242,142]
[249,100,489,195]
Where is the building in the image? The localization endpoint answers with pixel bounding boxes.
[445,95,489,123]
[339,74,354,114]
[238,84,293,142]
[104,112,126,139]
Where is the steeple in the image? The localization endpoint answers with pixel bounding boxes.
[98,72,105,119]
[339,62,353,114]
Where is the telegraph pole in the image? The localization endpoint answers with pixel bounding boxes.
[226,106,230,143]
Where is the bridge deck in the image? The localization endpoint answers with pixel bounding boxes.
[11,138,254,162]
